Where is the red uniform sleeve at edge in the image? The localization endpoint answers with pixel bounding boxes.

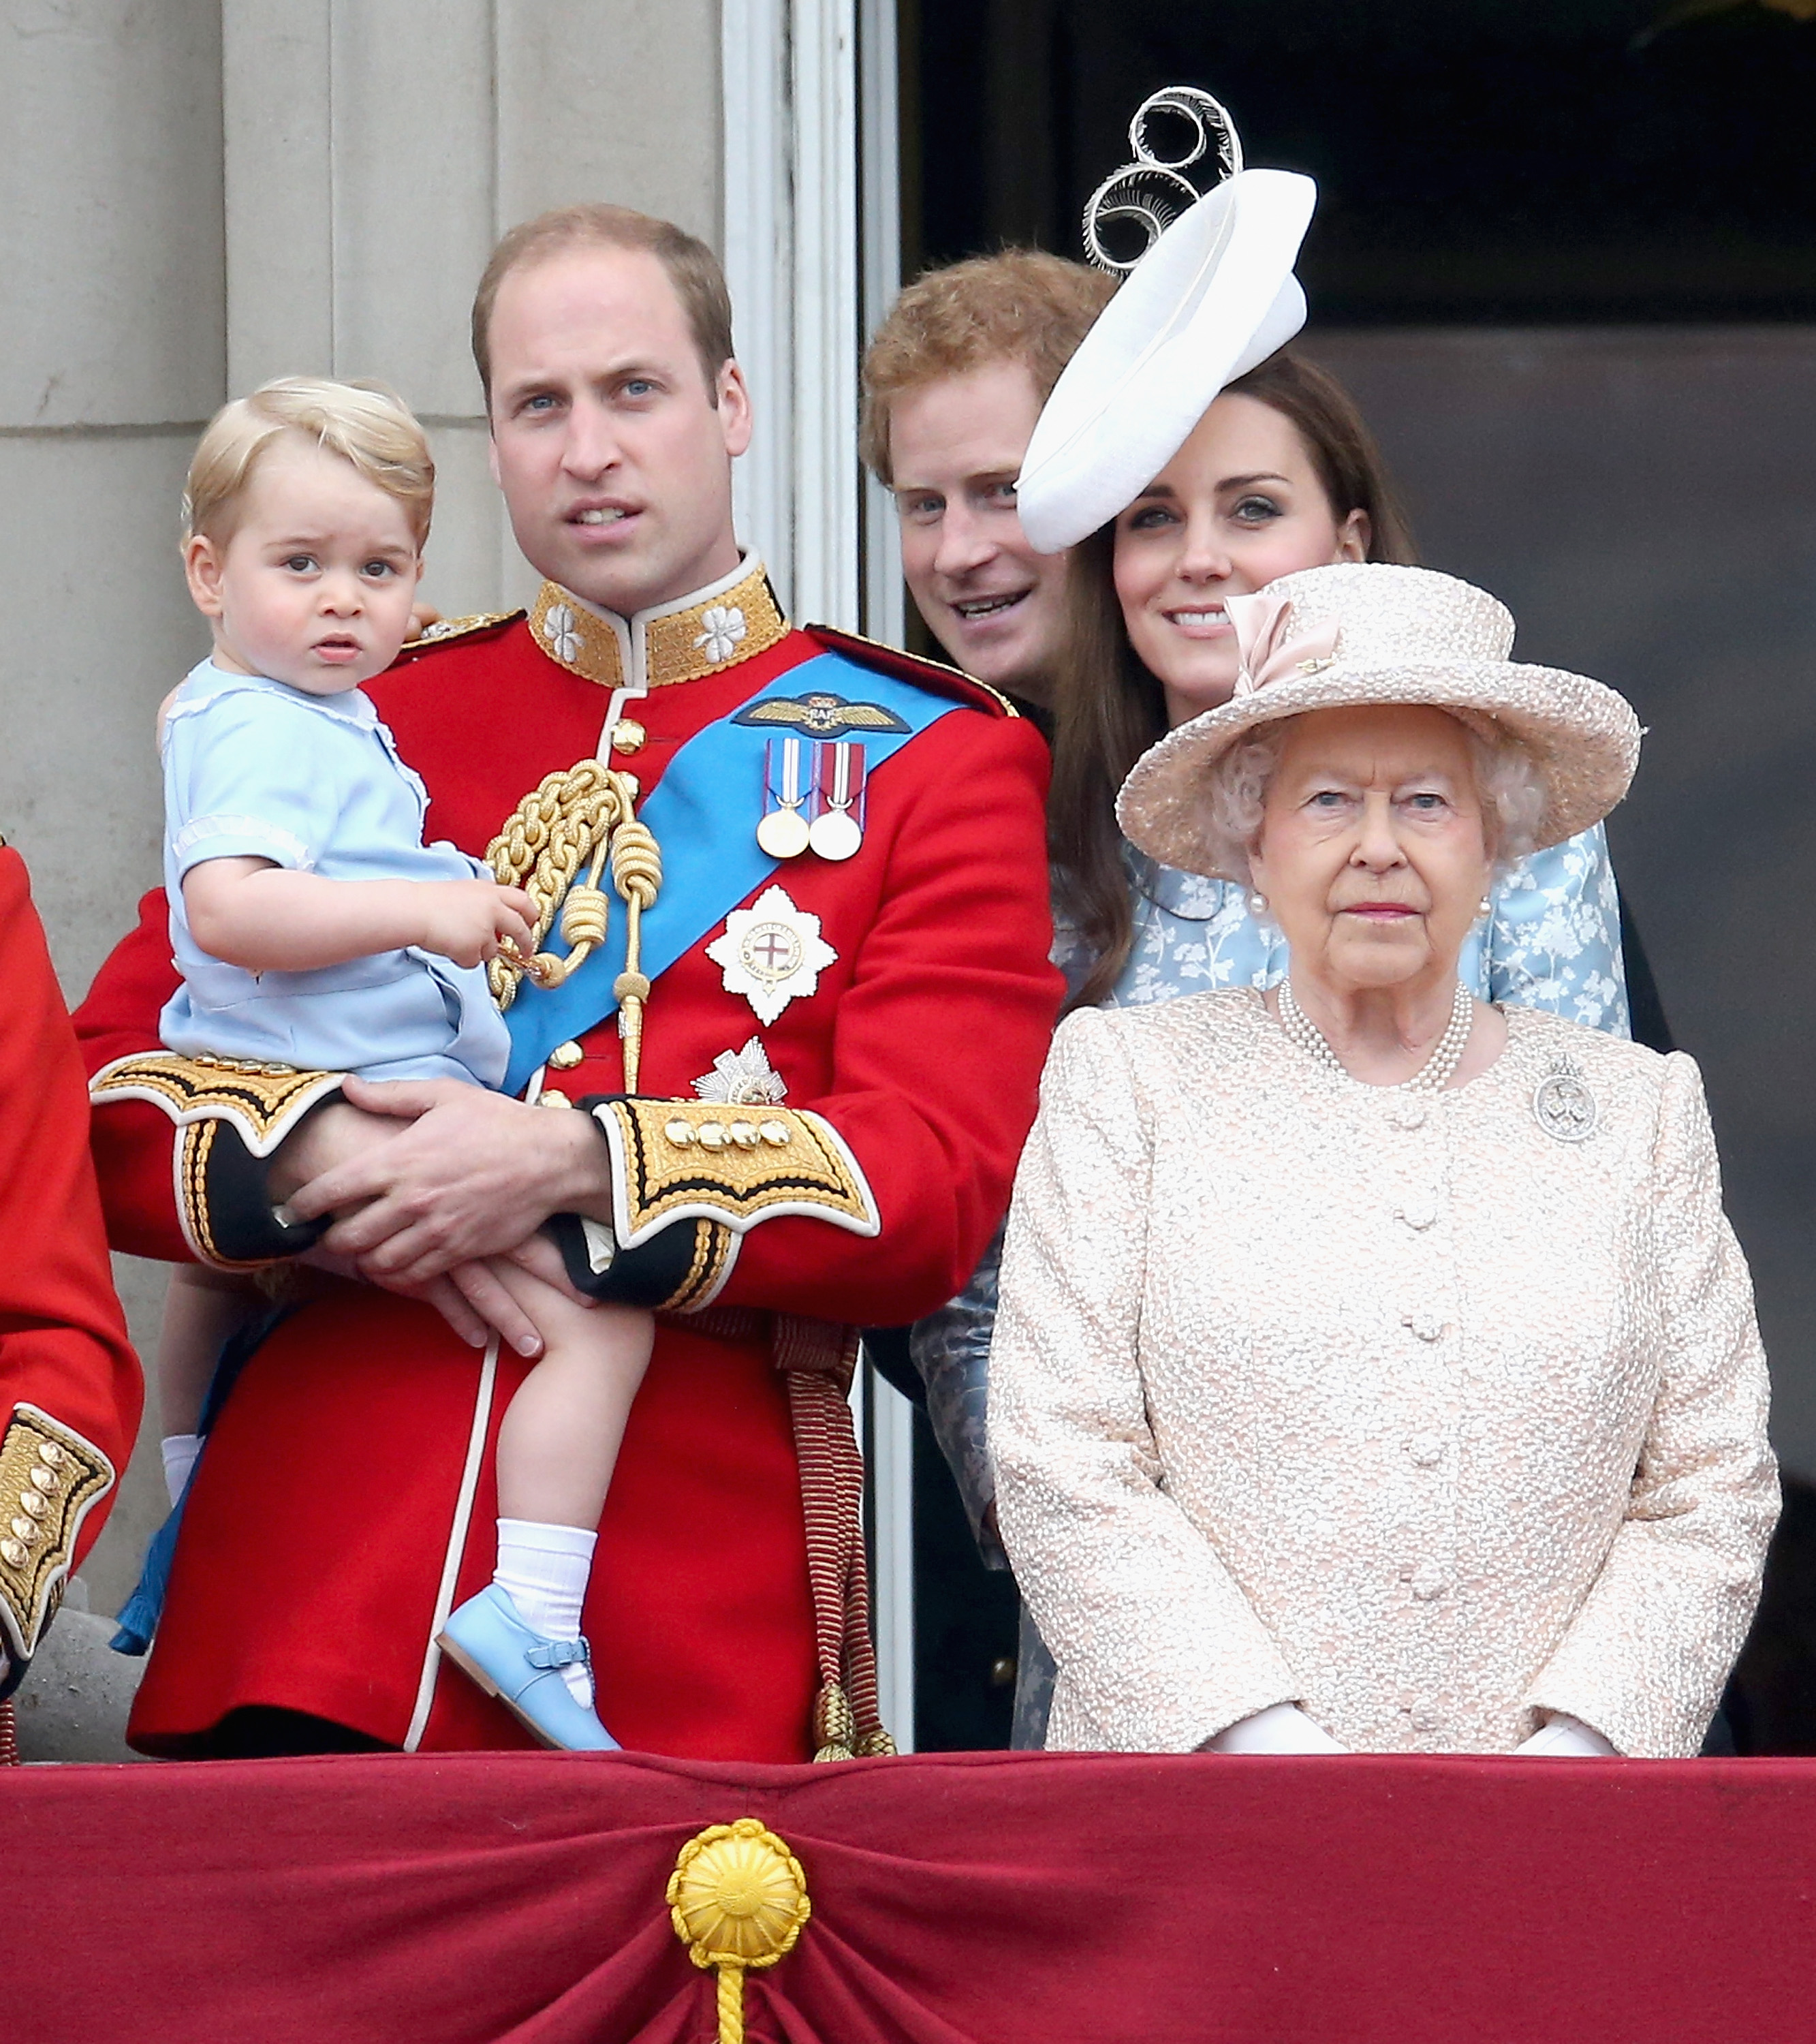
[71,884,198,1263]
[719,712,1061,1325]
[0,853,143,1545]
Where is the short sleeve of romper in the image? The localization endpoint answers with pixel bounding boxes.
[163,677,363,878]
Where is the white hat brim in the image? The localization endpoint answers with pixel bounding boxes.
[1115,660,1644,880]
[1016,168,1318,555]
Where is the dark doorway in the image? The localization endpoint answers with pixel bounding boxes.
[908,0,1816,320]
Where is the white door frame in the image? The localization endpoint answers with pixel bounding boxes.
[720,0,916,1749]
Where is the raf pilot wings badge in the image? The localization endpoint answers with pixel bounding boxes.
[732,691,911,739]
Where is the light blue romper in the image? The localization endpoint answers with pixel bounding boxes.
[158,660,512,1087]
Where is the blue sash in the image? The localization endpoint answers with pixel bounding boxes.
[501,651,962,1092]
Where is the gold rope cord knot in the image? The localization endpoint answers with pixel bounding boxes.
[484,758,663,1090]
[668,1819,810,2044]
[608,815,662,1089]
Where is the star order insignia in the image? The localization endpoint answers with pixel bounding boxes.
[706,886,838,1025]
[693,1036,789,1105]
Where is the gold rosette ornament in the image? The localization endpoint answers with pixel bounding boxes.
[668,1818,811,2044]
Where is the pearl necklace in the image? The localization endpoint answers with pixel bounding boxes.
[1275,977,1474,1094]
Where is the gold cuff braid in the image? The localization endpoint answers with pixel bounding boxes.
[593,1100,879,1249]
[0,1406,114,1664]
[664,1218,740,1312]
[89,1051,344,1159]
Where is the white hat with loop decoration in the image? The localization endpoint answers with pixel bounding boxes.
[1015,84,1317,556]
[1114,562,1645,881]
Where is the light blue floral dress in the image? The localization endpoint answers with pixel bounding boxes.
[909,822,1631,1746]
[1097,822,1627,1030]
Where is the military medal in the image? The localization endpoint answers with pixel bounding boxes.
[757,737,812,859]
[1533,1056,1597,1142]
[809,741,866,861]
[706,885,839,1025]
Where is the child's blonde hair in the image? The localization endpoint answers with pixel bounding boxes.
[183,377,435,548]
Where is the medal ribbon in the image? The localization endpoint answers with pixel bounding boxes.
[501,651,960,1093]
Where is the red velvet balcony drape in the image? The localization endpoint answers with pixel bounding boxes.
[7,1749,1811,2041]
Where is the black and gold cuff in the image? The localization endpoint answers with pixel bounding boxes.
[0,1405,114,1694]
[90,1052,341,1268]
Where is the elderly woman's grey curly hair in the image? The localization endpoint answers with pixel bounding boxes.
[1198,714,1549,891]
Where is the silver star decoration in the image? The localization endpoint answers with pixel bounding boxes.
[692,1036,788,1106]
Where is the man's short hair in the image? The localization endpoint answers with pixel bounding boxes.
[183,377,434,547]
[860,249,1117,484]
[471,203,735,405]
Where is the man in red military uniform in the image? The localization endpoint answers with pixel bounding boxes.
[0,848,140,1700]
[76,203,1059,1758]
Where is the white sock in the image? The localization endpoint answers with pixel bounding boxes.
[494,1518,598,1707]
[161,1434,204,1508]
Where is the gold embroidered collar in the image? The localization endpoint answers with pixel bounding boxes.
[527,557,789,692]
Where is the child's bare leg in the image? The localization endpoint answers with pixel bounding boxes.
[158,1267,266,1504]
[471,1257,653,1709]
[488,1261,653,1526]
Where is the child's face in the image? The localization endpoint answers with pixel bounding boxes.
[185,433,424,694]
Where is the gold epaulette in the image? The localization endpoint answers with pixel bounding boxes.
[0,1405,114,1666]
[401,608,525,651]
[89,1050,343,1158]
[591,1099,880,1250]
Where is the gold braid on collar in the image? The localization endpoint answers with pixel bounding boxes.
[527,562,789,692]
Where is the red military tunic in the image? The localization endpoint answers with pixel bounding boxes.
[0,848,140,1681]
[76,561,1059,1757]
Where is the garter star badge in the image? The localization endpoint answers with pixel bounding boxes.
[1533,1057,1597,1143]
[706,886,838,1025]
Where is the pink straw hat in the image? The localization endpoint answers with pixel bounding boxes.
[1115,562,1643,881]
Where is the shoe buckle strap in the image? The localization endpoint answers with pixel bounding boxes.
[525,1637,591,1671]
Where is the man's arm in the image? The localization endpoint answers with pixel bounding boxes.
[75,889,566,1350]
[0,851,141,1692]
[274,707,1057,1327]
[668,711,1059,1326]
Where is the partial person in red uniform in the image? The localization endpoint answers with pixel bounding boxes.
[0,846,140,1699]
[76,204,1059,1759]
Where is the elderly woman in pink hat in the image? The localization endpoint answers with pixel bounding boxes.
[988,560,1777,1759]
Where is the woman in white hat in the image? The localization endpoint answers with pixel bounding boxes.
[1018,121,1632,1031]
[988,561,1776,1757]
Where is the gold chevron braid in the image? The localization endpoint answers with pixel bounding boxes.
[0,1406,113,1662]
[484,761,663,1089]
[89,1051,345,1157]
[602,1100,877,1237]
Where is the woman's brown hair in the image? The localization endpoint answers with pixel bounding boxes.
[1047,350,1417,1009]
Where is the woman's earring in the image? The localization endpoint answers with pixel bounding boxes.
[1248,891,1268,920]
[1477,895,1493,921]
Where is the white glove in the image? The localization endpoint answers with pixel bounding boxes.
[1514,1712,1617,1758]
[1206,1701,1349,1754]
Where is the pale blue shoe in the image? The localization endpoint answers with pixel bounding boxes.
[437,1585,621,1752]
